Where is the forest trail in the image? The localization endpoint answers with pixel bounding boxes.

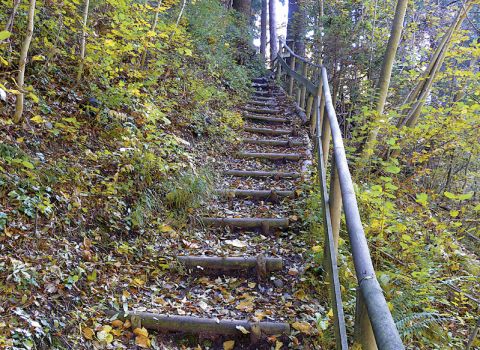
[109,77,323,348]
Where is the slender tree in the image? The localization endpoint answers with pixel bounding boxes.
[268,0,278,62]
[5,0,21,32]
[14,0,36,123]
[397,0,475,128]
[359,0,408,160]
[140,1,163,68]
[77,0,90,84]
[260,0,267,61]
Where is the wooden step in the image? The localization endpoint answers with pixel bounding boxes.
[244,127,296,136]
[242,138,304,147]
[243,115,289,123]
[247,100,276,107]
[252,82,269,88]
[237,152,303,161]
[242,106,282,114]
[254,90,272,96]
[216,189,295,201]
[251,96,276,102]
[107,311,290,337]
[252,77,268,84]
[177,255,283,273]
[224,170,301,178]
[200,217,289,232]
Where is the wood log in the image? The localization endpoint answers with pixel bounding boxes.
[243,115,289,123]
[106,311,290,336]
[200,217,289,229]
[247,100,276,107]
[251,96,276,102]
[216,189,295,200]
[254,90,272,96]
[242,138,304,147]
[224,170,300,178]
[237,152,303,161]
[252,77,268,84]
[294,104,308,124]
[244,127,293,135]
[252,82,269,88]
[242,107,282,114]
[177,256,283,272]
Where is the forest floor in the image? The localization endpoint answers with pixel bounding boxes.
[1,79,333,349]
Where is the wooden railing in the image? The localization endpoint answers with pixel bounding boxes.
[275,39,405,350]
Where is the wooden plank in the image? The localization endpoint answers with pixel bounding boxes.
[224,170,300,178]
[237,152,302,161]
[177,256,283,272]
[242,138,304,147]
[107,312,290,336]
[244,127,294,136]
[243,115,289,123]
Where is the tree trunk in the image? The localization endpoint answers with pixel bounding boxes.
[360,0,408,160]
[140,1,163,68]
[268,0,278,63]
[232,0,251,18]
[76,0,90,84]
[286,0,306,57]
[397,1,474,128]
[260,0,267,61]
[14,0,36,124]
[5,0,21,32]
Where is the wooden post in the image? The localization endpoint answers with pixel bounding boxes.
[296,64,302,105]
[300,63,307,109]
[321,100,331,164]
[329,155,342,253]
[276,38,283,82]
[305,94,314,122]
[354,291,378,350]
[288,56,296,95]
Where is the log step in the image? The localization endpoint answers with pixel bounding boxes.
[237,152,303,161]
[107,312,290,336]
[251,96,276,102]
[252,77,268,84]
[252,82,269,88]
[254,90,272,96]
[216,189,295,200]
[224,170,301,178]
[177,256,283,273]
[244,127,295,136]
[242,138,304,147]
[243,115,289,123]
[242,107,282,115]
[247,100,276,107]
[200,217,289,230]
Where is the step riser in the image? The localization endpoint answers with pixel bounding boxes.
[178,256,283,273]
[242,139,304,147]
[216,189,295,200]
[244,127,295,136]
[244,115,289,124]
[237,152,302,161]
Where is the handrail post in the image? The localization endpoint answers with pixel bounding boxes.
[288,56,296,95]
[329,155,342,253]
[300,63,307,109]
[276,38,282,82]
[321,102,331,164]
[296,62,302,105]
[305,94,314,122]
[354,290,378,350]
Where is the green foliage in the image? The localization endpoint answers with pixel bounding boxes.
[164,169,213,212]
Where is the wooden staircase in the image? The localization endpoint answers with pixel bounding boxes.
[108,77,313,347]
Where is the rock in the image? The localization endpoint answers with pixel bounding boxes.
[273,279,284,288]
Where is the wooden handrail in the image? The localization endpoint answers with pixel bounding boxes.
[279,38,323,68]
[276,40,405,350]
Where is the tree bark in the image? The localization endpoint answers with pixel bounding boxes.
[14,0,36,123]
[77,0,90,84]
[268,0,278,62]
[360,0,408,160]
[232,0,251,19]
[260,0,267,60]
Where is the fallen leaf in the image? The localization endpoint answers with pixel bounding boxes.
[327,309,334,317]
[275,340,284,350]
[312,245,322,253]
[111,320,123,328]
[292,321,312,334]
[82,327,94,340]
[97,330,113,344]
[223,340,235,350]
[133,327,149,337]
[135,335,151,348]
[236,325,250,334]
[225,239,247,248]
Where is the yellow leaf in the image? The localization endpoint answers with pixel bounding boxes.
[132,277,145,286]
[223,340,235,350]
[111,320,123,328]
[292,321,312,334]
[102,325,112,333]
[133,327,149,337]
[327,309,334,318]
[96,330,113,343]
[135,335,151,348]
[160,224,174,232]
[31,115,44,124]
[111,328,122,336]
[312,245,322,253]
[235,300,254,312]
[275,340,283,350]
[82,327,94,340]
